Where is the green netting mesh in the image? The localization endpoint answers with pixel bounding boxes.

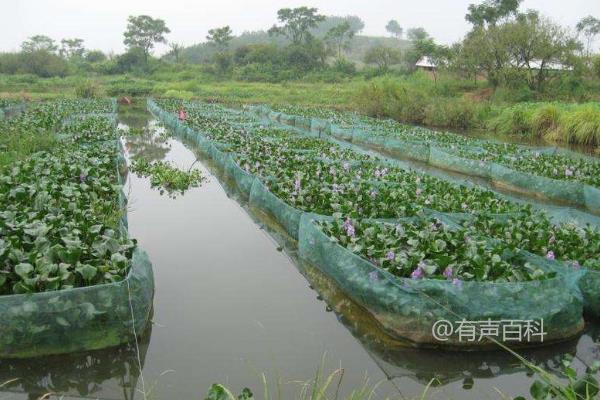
[297,214,584,347]
[580,270,600,317]
[490,163,585,205]
[0,249,153,358]
[429,146,492,179]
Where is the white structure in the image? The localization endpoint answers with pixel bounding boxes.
[415,56,437,70]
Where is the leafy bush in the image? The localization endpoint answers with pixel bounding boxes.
[75,80,103,98]
[530,104,560,138]
[554,106,600,145]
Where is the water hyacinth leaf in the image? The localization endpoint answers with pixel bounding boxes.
[55,317,70,327]
[76,264,98,281]
[15,263,33,278]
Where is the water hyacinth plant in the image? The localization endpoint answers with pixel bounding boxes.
[317,218,552,282]
[0,104,135,295]
[131,158,205,197]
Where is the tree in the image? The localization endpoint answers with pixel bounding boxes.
[85,50,107,63]
[407,27,430,42]
[59,38,85,59]
[123,15,170,63]
[268,7,326,44]
[504,12,580,91]
[21,35,58,53]
[312,16,364,37]
[206,26,233,53]
[465,0,522,27]
[20,51,69,77]
[576,16,600,58]
[405,28,434,65]
[460,9,579,90]
[386,20,403,39]
[325,21,355,58]
[364,46,402,72]
[168,43,184,63]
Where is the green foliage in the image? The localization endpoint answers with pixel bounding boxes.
[74,80,103,98]
[515,356,600,400]
[324,21,355,59]
[0,106,136,295]
[592,55,600,79]
[19,50,69,78]
[385,20,403,39]
[363,46,401,72]
[206,26,234,53]
[205,384,253,400]
[163,89,194,100]
[319,218,551,282]
[21,35,58,53]
[123,15,170,61]
[268,7,326,44]
[130,158,204,197]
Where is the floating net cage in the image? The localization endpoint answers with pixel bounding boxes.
[0,106,154,358]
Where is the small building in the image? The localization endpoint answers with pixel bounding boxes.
[415,56,437,71]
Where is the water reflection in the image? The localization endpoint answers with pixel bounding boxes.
[0,324,151,400]
[305,261,595,381]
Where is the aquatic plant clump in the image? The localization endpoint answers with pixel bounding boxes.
[131,158,205,197]
[317,218,553,282]
[0,110,134,295]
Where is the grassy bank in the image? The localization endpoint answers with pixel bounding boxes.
[2,72,599,146]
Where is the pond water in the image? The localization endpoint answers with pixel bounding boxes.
[0,103,598,400]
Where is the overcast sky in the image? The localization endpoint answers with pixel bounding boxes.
[1,0,599,55]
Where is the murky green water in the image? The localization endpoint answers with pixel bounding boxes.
[0,103,598,400]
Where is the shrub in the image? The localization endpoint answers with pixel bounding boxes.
[531,104,561,138]
[424,98,477,130]
[333,58,356,75]
[75,80,103,98]
[487,105,534,135]
[593,55,600,80]
[554,106,600,145]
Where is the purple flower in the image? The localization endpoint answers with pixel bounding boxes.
[452,278,462,287]
[343,218,355,237]
[374,169,381,178]
[294,178,301,192]
[386,251,395,261]
[461,203,468,210]
[79,173,87,183]
[565,168,574,177]
[443,266,453,279]
[411,265,424,280]
[369,270,379,281]
[546,250,555,260]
